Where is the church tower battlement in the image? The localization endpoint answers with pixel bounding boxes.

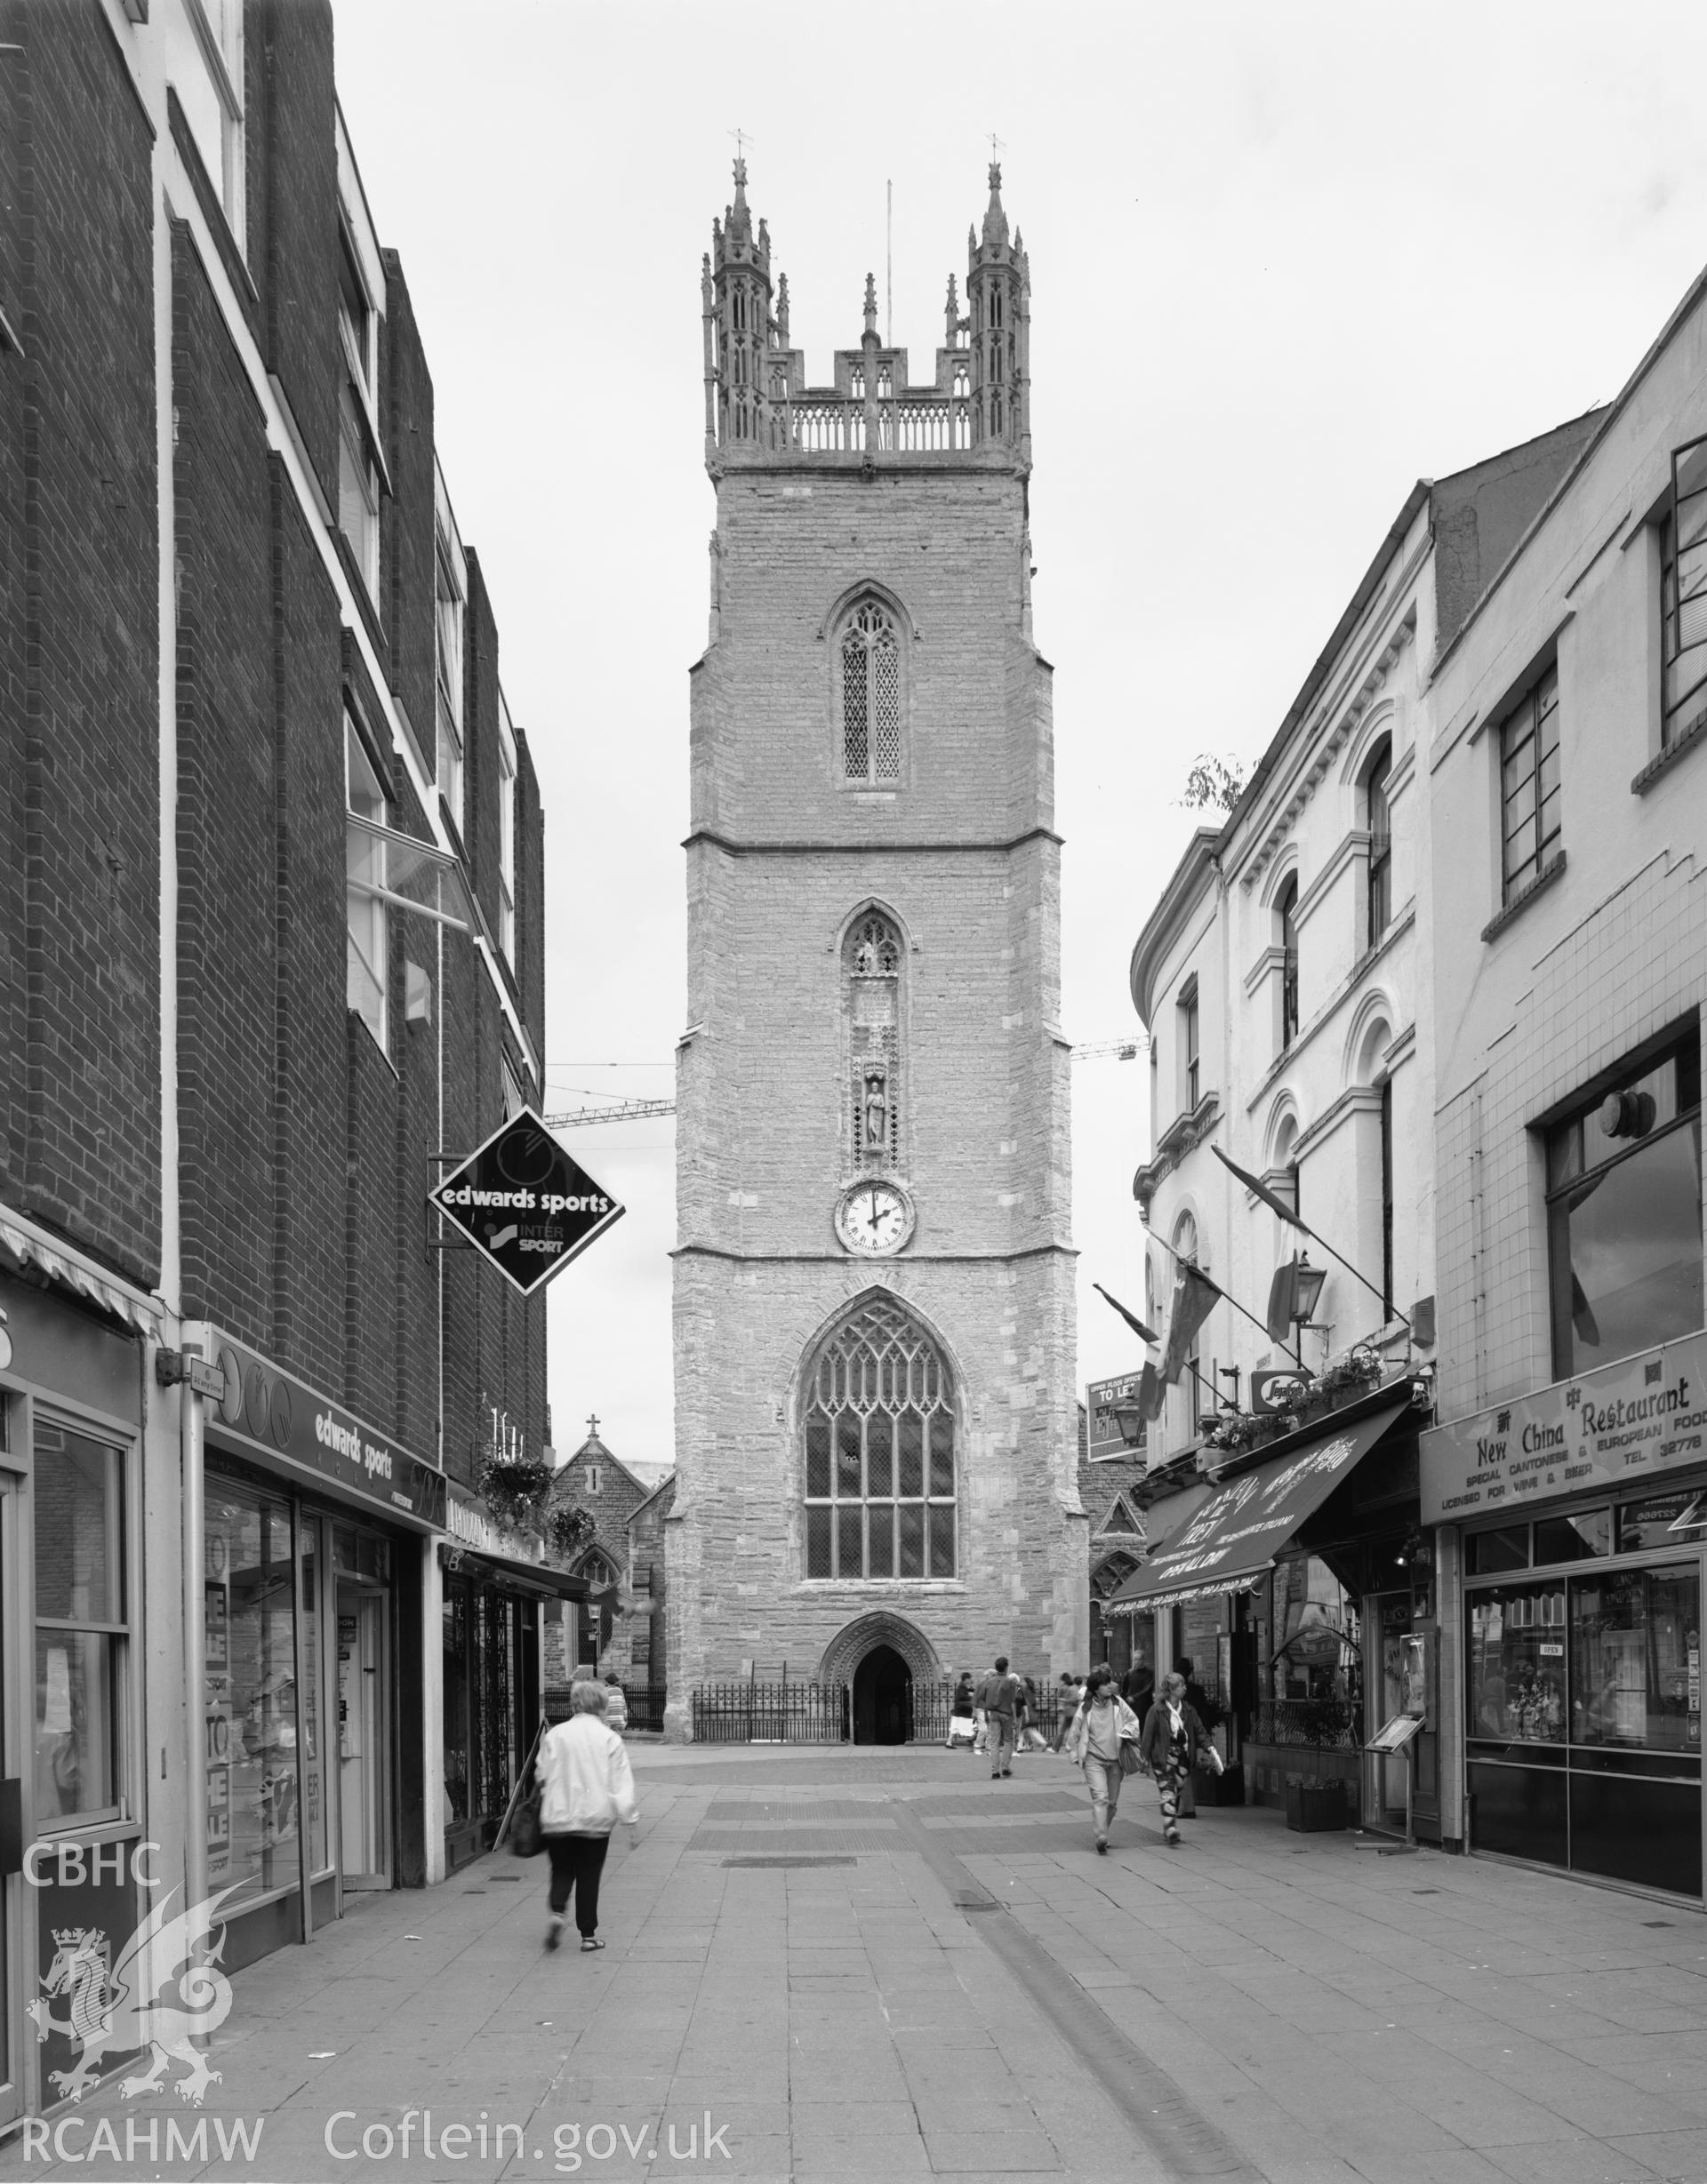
[670,161,1084,1744]
[704,162,1030,467]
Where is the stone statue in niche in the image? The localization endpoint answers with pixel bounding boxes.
[863,1072,887,1154]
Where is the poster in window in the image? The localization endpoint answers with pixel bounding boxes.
[204,1581,228,1671]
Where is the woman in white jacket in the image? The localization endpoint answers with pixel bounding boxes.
[535,1681,639,1952]
[1062,1664,1143,1854]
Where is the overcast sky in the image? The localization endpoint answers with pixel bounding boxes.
[333,0,1707,1473]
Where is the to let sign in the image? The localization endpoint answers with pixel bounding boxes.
[430,1110,624,1297]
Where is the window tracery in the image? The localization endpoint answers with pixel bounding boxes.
[839,599,902,784]
[803,1298,957,1580]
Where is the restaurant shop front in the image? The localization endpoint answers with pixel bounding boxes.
[1109,1381,1440,1838]
[1422,1330,1707,1899]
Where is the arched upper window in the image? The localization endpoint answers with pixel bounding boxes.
[1276,876,1301,1050]
[845,911,902,1168]
[1363,738,1392,948]
[803,1297,956,1581]
[838,599,902,785]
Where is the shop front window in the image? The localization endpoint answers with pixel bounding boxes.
[1570,1567,1699,1754]
[34,1423,126,1827]
[444,1581,470,1826]
[1468,1581,1567,1742]
[1546,1034,1703,1378]
[301,1518,327,1876]
[1270,1557,1358,1702]
[205,1478,299,1900]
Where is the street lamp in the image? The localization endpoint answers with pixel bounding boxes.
[1111,1396,1147,1449]
[1289,1252,1327,1369]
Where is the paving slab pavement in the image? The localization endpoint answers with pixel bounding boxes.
[1,1742,1706,2180]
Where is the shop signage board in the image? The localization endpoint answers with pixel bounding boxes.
[202,1327,445,1526]
[1419,1330,1707,1525]
[430,1110,624,1297]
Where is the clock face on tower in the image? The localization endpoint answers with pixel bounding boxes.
[834,1180,915,1256]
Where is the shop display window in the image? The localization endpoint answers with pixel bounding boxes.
[1618,1489,1707,1556]
[444,1582,471,1825]
[1569,1567,1699,1752]
[205,1478,300,1900]
[301,1518,327,1875]
[1534,1509,1609,1564]
[1545,1033,1702,1380]
[34,1421,127,1826]
[1270,1556,1360,1703]
[1466,1526,1530,1576]
[1469,1583,1567,1741]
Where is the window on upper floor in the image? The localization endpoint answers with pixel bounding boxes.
[1498,665,1561,902]
[435,537,465,828]
[1179,981,1200,1113]
[1276,878,1301,1050]
[1545,1028,1701,1380]
[499,700,517,963]
[502,1060,525,1121]
[837,599,902,786]
[1662,436,1707,755]
[338,382,380,603]
[1364,739,1392,948]
[173,0,244,250]
[585,1466,602,1496]
[1380,1079,1394,1322]
[345,714,389,1053]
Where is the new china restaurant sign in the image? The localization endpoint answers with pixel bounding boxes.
[1420,1331,1707,1524]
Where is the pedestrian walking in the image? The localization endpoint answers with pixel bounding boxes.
[981,1654,1022,1778]
[535,1680,639,1952]
[1017,1675,1050,1754]
[1141,1670,1207,1846]
[948,1670,977,1748]
[1050,1671,1086,1754]
[1120,1658,1154,1724]
[1172,1655,1219,1820]
[1063,1666,1142,1852]
[602,1672,629,1732]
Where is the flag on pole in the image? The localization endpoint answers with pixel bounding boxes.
[1212,1144,1305,1230]
[1160,1262,1221,1388]
[1092,1283,1158,1347]
[1266,1257,1300,1343]
[1137,1361,1165,1424]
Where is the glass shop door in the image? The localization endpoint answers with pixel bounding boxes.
[336,1585,389,1889]
[1368,1592,1415,1831]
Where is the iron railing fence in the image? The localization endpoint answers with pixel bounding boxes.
[691,1683,851,1744]
[621,1687,667,1733]
[1252,1698,1360,1750]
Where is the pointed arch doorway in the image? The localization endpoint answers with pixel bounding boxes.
[853,1644,911,1744]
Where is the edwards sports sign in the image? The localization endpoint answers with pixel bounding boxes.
[429,1110,624,1298]
[1419,1331,1707,1524]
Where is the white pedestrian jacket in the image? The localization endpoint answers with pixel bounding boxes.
[535,1714,640,1836]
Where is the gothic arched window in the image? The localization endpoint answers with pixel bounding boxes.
[838,598,902,785]
[804,1297,956,1580]
[845,911,902,1168]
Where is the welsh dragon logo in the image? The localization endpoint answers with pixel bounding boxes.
[28,1885,240,2106]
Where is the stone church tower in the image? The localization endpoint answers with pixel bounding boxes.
[667,162,1085,1741]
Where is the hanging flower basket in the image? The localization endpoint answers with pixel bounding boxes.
[478,1454,554,1531]
[546,1503,595,1560]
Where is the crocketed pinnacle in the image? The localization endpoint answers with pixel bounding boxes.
[981,161,1009,258]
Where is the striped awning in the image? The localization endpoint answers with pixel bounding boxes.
[0,1216,161,1338]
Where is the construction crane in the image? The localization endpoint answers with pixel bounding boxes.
[541,1036,1147,1129]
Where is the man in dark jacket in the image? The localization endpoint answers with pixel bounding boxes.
[977,1655,1022,1779]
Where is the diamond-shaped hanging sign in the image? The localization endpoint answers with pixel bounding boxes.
[430,1110,624,1297]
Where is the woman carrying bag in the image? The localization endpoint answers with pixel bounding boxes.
[535,1680,640,1952]
[1062,1665,1142,1853]
[1141,1670,1211,1847]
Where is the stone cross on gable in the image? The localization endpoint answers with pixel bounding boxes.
[586,1413,599,1438]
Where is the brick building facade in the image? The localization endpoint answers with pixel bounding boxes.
[0,0,558,2083]
[668,164,1084,1741]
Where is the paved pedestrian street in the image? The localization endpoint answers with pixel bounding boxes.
[7,1744,1707,2184]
